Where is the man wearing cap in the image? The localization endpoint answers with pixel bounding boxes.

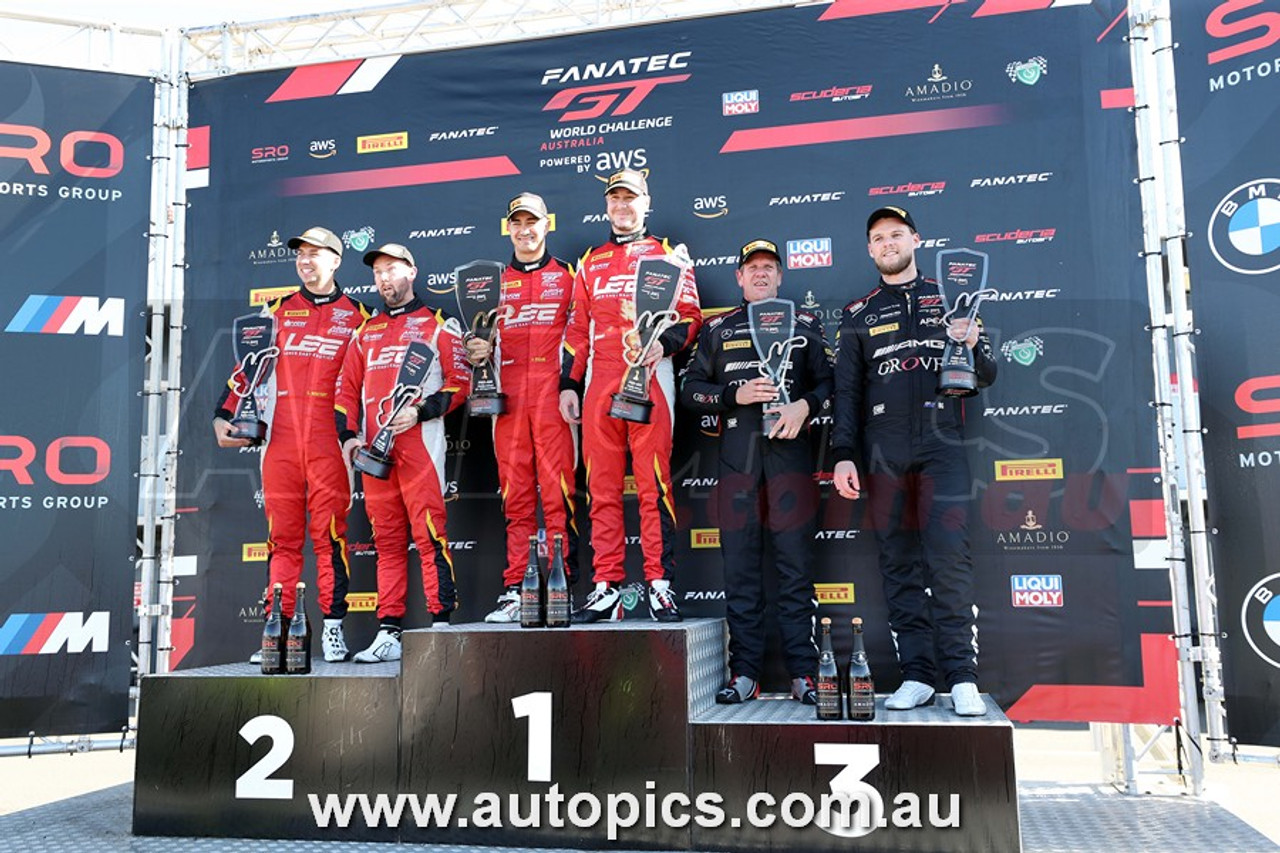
[558,169,702,623]
[214,225,372,663]
[831,206,996,716]
[464,193,580,623]
[335,243,470,662]
[681,238,833,705]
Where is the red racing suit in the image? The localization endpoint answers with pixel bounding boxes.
[559,232,702,584]
[334,298,469,620]
[215,286,371,620]
[493,253,579,587]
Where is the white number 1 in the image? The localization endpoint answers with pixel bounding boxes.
[511,691,552,782]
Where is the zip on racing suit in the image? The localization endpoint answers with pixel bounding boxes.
[559,231,702,584]
[215,286,371,620]
[832,273,996,688]
[334,298,469,622]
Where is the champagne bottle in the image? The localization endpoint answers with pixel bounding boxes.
[545,534,570,628]
[816,617,842,720]
[846,617,875,720]
[260,583,285,675]
[520,535,544,628]
[285,581,312,674]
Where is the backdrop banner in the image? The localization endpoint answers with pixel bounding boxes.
[0,61,149,736]
[178,0,1172,722]
[1174,0,1280,747]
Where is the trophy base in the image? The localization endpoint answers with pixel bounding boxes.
[354,449,393,480]
[761,410,781,438]
[937,367,979,398]
[468,394,507,417]
[229,418,267,445]
[609,393,653,424]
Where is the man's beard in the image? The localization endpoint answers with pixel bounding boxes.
[874,252,913,277]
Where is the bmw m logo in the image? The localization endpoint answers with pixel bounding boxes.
[1208,178,1280,275]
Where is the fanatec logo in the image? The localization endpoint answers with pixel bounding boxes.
[970,172,1052,188]
[541,53,692,123]
[769,191,845,207]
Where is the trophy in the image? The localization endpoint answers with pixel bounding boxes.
[354,340,436,480]
[227,313,279,444]
[747,298,808,436]
[453,259,509,416]
[935,247,997,398]
[609,254,687,423]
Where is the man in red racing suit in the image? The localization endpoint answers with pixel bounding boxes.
[558,169,701,623]
[214,225,371,663]
[335,242,469,663]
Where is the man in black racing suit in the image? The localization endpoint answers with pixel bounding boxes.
[831,206,996,717]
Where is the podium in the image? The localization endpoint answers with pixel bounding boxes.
[134,620,1020,851]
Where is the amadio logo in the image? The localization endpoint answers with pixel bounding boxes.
[5,295,124,336]
[0,611,109,654]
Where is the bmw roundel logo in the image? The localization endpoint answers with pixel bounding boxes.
[1208,178,1280,275]
[1241,572,1280,669]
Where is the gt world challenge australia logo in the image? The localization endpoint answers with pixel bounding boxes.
[1208,179,1280,275]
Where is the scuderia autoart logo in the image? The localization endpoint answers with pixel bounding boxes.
[1242,573,1280,669]
[1208,179,1280,275]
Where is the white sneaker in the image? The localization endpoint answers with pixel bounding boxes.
[950,682,986,716]
[321,619,350,662]
[570,583,623,624]
[248,649,262,665]
[353,628,402,663]
[885,680,936,710]
[484,587,521,623]
[647,580,682,623]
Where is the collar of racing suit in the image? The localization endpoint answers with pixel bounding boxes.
[881,273,925,292]
[510,252,552,273]
[384,296,424,317]
[297,281,343,305]
[610,229,650,245]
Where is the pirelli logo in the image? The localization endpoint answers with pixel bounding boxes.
[357,131,408,153]
[723,339,752,350]
[691,528,721,549]
[869,322,899,336]
[994,458,1064,481]
[242,543,269,562]
[346,592,378,612]
[249,285,298,306]
[815,582,855,604]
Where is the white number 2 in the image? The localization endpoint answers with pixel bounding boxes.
[235,714,295,800]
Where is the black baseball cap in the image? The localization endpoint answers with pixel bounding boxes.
[737,238,782,268]
[866,205,917,236]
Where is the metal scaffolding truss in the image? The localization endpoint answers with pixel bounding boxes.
[180,0,788,79]
[0,10,164,75]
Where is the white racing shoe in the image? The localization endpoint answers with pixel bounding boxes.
[353,627,402,663]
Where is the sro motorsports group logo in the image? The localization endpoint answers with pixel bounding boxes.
[1208,179,1280,275]
[1241,573,1280,669]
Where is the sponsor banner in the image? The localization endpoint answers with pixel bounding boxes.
[178,1,1161,723]
[0,61,148,736]
[1175,0,1280,746]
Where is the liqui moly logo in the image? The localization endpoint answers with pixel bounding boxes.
[787,238,833,269]
[1011,575,1063,607]
[722,90,759,115]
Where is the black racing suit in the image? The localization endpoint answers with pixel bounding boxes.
[832,274,996,689]
[681,302,833,683]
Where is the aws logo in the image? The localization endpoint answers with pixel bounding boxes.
[692,195,729,219]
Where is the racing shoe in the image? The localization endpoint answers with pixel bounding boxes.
[484,587,521,623]
[647,580,682,623]
[716,674,760,705]
[248,649,262,665]
[885,680,936,710]
[321,619,350,662]
[353,626,402,663]
[571,583,623,624]
[791,676,818,706]
[950,682,987,717]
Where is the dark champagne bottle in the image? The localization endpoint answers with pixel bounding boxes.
[261,583,285,674]
[816,617,842,720]
[520,536,544,628]
[846,617,875,720]
[545,534,570,628]
[285,581,312,674]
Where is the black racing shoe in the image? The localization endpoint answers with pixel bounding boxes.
[570,585,623,624]
[715,674,760,705]
[791,675,818,706]
[647,581,682,623]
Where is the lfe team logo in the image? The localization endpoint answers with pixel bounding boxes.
[1208,178,1280,275]
[1241,573,1280,669]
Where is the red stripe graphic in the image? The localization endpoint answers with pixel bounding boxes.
[972,0,1051,16]
[41,297,78,333]
[279,156,521,197]
[22,613,61,654]
[1129,499,1166,539]
[821,0,1055,22]
[720,104,1008,154]
[267,60,363,103]
[187,125,210,170]
[1100,88,1135,109]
